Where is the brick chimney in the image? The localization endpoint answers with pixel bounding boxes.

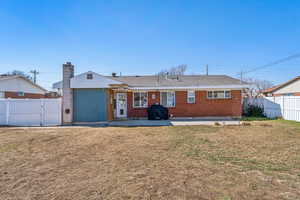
[62,62,74,124]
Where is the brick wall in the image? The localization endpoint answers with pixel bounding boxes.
[127,91,161,118]
[5,91,46,99]
[127,90,242,118]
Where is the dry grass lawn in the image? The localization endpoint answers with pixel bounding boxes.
[1,120,300,200]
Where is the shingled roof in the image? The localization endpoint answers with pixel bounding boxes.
[53,73,248,89]
[107,75,246,88]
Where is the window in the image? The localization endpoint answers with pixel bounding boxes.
[18,92,25,97]
[161,92,176,107]
[0,92,4,99]
[187,91,195,103]
[207,91,231,99]
[133,92,148,108]
[225,91,231,98]
[87,73,93,79]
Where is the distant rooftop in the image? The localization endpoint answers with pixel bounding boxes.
[262,75,300,94]
[0,75,47,92]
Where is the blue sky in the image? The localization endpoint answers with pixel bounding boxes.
[0,0,299,90]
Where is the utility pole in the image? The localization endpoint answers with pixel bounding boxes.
[205,64,209,75]
[240,70,243,84]
[30,70,39,83]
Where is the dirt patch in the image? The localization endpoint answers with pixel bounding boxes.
[0,121,300,199]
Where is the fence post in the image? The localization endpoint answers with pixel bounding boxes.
[263,98,266,117]
[40,99,45,126]
[6,99,10,125]
[282,96,285,119]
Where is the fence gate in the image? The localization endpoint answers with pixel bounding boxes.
[0,98,62,126]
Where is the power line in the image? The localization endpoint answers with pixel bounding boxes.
[238,53,300,76]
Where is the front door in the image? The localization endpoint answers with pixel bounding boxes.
[116,93,127,118]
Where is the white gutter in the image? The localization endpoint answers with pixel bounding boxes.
[130,84,250,90]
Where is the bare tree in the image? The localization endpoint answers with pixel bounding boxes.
[158,64,187,79]
[2,70,33,81]
[244,77,274,97]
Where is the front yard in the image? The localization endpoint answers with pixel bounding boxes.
[1,121,300,200]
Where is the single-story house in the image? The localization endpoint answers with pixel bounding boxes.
[53,62,249,123]
[0,75,47,99]
[262,75,300,97]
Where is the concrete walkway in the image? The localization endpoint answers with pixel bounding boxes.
[1,118,241,128]
[108,119,240,127]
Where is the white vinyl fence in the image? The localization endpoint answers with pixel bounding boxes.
[0,98,62,126]
[244,96,300,122]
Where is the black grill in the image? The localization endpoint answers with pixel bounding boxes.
[147,104,169,120]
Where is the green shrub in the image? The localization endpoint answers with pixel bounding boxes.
[244,104,266,117]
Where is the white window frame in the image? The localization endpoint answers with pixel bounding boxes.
[18,91,25,97]
[160,91,176,107]
[86,73,93,80]
[133,92,148,108]
[0,91,4,99]
[207,90,231,99]
[187,90,195,103]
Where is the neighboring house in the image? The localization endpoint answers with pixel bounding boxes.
[262,76,300,97]
[53,62,249,123]
[0,75,47,99]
